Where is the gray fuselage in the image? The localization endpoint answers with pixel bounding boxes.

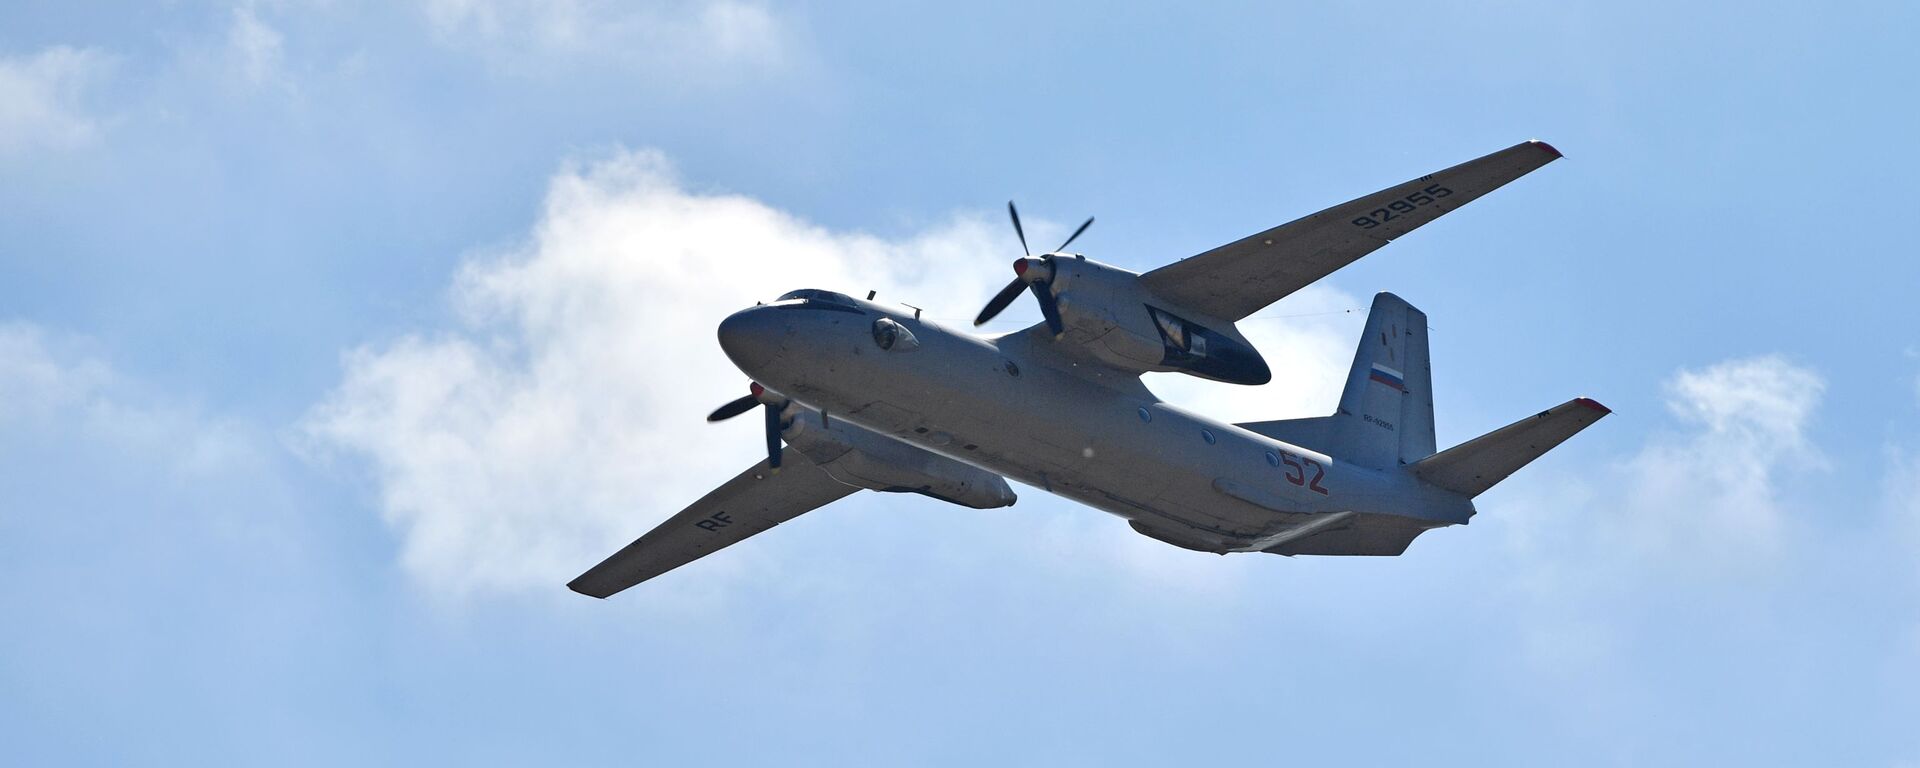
[717,294,1472,554]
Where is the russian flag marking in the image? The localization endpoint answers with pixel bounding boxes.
[1369,363,1406,391]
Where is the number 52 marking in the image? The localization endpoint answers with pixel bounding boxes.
[1279,452,1330,495]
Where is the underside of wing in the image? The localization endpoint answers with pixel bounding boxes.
[567,451,859,599]
[1141,140,1562,321]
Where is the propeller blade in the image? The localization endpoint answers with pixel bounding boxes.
[1029,280,1064,336]
[974,276,1029,326]
[763,402,783,469]
[707,393,759,422]
[1056,216,1094,252]
[1007,201,1030,256]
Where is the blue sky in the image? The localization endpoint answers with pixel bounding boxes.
[4,1,1918,764]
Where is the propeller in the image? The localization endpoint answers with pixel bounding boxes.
[707,382,788,469]
[973,201,1092,337]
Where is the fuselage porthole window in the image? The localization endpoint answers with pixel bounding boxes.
[1201,429,1217,446]
[1137,407,1152,423]
[1265,451,1281,467]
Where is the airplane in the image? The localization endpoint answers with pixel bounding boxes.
[569,139,1608,599]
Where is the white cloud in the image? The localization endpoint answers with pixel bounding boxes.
[0,322,263,485]
[0,46,112,155]
[1616,355,1824,559]
[1665,355,1823,449]
[302,148,1008,596]
[0,324,109,422]
[1502,355,1825,573]
[418,0,788,74]
[228,5,287,87]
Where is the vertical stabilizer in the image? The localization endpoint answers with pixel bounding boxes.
[1234,292,1437,469]
[1336,292,1436,468]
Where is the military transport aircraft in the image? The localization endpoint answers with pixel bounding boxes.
[569,139,1607,598]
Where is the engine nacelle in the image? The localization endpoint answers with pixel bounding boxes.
[782,408,1016,509]
[1043,255,1272,385]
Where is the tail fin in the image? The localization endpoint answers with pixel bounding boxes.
[1412,397,1611,497]
[1237,292,1435,470]
[1336,291,1436,468]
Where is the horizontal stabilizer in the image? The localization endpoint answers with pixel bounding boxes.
[1412,398,1610,497]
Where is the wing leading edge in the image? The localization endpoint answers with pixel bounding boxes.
[568,450,859,599]
[1141,140,1562,321]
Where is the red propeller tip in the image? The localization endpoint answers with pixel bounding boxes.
[1013,259,1028,276]
[750,382,764,397]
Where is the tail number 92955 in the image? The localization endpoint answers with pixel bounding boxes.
[1350,184,1453,230]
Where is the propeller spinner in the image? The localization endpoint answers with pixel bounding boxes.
[707,382,788,469]
[973,201,1091,337]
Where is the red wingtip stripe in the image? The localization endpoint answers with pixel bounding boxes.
[1573,397,1610,414]
[1531,139,1564,159]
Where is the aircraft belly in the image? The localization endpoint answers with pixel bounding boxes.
[767,316,1461,548]
[786,335,1139,511]
[797,411,1273,546]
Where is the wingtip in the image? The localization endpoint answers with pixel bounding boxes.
[567,579,613,599]
[1529,139,1564,159]
[1573,396,1611,415]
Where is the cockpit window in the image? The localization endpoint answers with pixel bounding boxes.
[776,289,858,307]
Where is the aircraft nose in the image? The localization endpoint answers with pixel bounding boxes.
[717,306,790,372]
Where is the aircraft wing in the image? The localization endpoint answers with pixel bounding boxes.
[568,451,859,598]
[1140,140,1562,321]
